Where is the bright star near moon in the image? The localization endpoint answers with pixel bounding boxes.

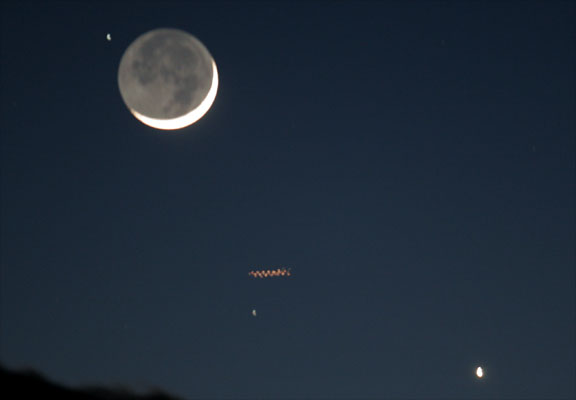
[476,366,484,378]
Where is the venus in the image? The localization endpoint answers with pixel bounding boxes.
[476,366,484,378]
[118,28,218,130]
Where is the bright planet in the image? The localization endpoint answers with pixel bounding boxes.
[476,366,484,378]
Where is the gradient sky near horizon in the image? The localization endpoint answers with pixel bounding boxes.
[1,1,574,399]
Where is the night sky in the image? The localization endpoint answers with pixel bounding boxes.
[1,1,574,399]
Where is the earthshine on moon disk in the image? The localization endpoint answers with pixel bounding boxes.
[118,28,218,130]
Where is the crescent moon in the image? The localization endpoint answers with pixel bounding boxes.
[130,61,218,130]
[118,29,218,131]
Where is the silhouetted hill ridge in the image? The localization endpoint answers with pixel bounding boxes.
[1,366,183,400]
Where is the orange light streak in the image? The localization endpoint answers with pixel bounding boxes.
[248,267,291,278]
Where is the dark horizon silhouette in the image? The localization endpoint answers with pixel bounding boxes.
[1,365,182,400]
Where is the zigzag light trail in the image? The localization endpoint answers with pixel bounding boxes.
[248,267,291,278]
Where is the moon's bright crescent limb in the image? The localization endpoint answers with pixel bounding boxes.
[130,61,219,130]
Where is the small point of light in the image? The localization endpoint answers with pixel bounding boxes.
[106,33,111,41]
[476,366,484,378]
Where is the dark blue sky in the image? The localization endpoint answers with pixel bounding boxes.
[1,1,574,399]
